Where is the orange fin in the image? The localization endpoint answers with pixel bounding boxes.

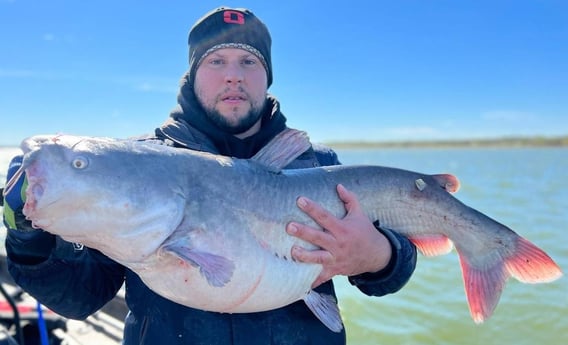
[432,174,460,193]
[458,252,508,324]
[505,236,563,283]
[408,235,453,256]
[458,236,562,324]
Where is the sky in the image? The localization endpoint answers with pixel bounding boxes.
[0,0,567,146]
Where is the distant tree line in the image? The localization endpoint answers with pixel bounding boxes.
[326,135,568,149]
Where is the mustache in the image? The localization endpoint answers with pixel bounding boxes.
[219,86,248,98]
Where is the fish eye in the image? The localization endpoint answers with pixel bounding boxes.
[72,156,89,169]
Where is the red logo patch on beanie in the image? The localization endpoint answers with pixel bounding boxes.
[223,10,245,24]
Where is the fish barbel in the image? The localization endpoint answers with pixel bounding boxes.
[4,129,562,332]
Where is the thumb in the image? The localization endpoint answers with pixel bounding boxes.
[336,184,360,212]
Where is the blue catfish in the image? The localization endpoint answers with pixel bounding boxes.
[4,129,562,332]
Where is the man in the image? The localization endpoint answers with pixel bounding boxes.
[3,7,416,344]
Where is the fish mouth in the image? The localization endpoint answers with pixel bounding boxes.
[17,149,53,228]
[21,161,46,225]
[1,138,44,221]
[23,174,58,230]
[16,134,86,229]
[2,150,43,213]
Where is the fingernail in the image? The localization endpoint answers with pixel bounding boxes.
[297,197,307,208]
[287,224,297,234]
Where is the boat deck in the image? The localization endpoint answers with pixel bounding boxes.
[1,249,127,345]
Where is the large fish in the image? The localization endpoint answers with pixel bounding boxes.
[3,130,562,332]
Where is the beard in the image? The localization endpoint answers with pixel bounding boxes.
[196,87,266,135]
[204,105,264,134]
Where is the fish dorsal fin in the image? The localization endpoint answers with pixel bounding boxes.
[432,174,460,193]
[251,128,311,173]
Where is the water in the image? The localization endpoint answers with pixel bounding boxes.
[332,147,568,345]
[1,146,567,344]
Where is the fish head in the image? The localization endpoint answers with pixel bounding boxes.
[21,135,99,231]
[20,135,186,260]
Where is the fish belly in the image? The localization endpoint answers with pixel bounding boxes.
[132,243,321,313]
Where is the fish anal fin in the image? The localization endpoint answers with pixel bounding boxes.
[251,128,311,172]
[303,290,344,333]
[505,236,562,283]
[163,245,235,287]
[458,252,508,324]
[408,234,453,256]
[432,174,460,193]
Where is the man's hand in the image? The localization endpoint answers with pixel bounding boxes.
[286,184,392,288]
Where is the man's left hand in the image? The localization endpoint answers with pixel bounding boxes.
[286,184,392,288]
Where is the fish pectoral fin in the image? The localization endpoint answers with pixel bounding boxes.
[407,234,453,256]
[163,245,235,287]
[303,290,343,333]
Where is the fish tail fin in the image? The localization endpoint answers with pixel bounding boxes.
[458,236,562,324]
[458,252,508,324]
[303,290,344,333]
[505,236,562,283]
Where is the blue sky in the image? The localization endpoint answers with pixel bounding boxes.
[1,0,567,146]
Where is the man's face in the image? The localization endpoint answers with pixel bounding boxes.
[194,48,268,135]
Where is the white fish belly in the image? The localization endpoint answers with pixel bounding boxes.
[133,247,322,313]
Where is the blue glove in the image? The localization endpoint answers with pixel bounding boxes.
[3,155,31,230]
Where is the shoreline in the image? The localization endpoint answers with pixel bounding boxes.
[325,135,568,149]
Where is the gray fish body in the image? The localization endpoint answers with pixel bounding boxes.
[14,132,561,331]
[19,136,332,313]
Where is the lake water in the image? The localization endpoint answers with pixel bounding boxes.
[332,147,568,345]
[1,146,567,344]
